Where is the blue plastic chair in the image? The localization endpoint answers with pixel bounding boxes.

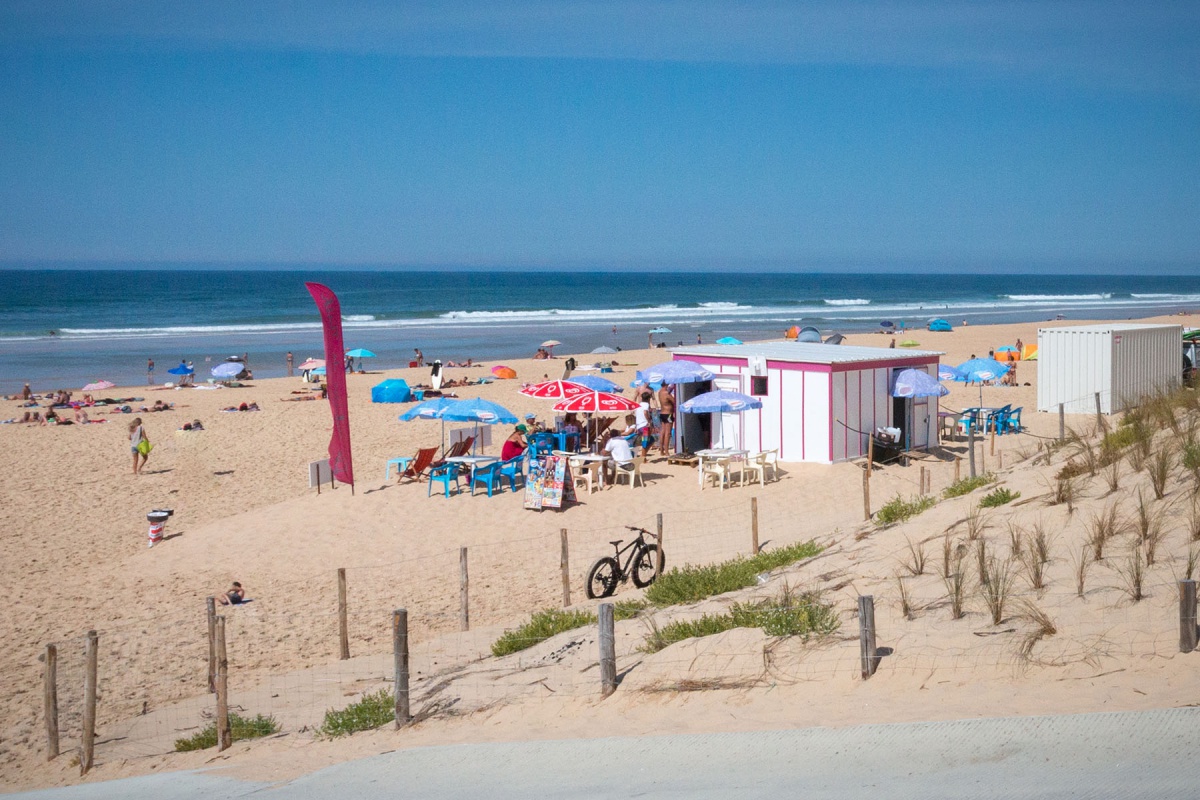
[986,405,1012,434]
[428,463,460,497]
[1000,407,1023,434]
[498,456,524,491]
[470,461,504,497]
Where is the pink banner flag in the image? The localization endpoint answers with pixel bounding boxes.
[305,282,354,487]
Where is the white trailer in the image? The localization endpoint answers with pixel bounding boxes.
[1036,324,1181,415]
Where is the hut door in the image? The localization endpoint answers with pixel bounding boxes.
[891,395,914,450]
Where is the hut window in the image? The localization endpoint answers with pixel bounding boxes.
[750,375,768,396]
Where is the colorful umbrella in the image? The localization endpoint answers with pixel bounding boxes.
[891,368,950,398]
[297,358,325,370]
[715,336,743,345]
[211,362,245,379]
[491,366,517,380]
[167,363,194,376]
[553,391,640,414]
[938,365,962,381]
[398,397,459,450]
[680,389,762,414]
[590,345,617,354]
[82,380,115,391]
[540,340,562,348]
[519,380,591,399]
[567,375,622,393]
[632,359,714,387]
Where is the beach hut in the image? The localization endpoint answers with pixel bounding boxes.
[1036,324,1181,415]
[670,342,944,463]
[371,378,411,403]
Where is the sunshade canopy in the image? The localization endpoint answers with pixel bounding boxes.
[82,380,115,391]
[519,380,591,399]
[681,389,763,414]
[371,379,411,403]
[540,340,562,348]
[345,348,376,358]
[438,397,518,424]
[491,366,517,379]
[399,397,459,421]
[553,392,641,414]
[891,368,950,398]
[633,359,714,387]
[590,345,617,354]
[167,364,194,376]
[567,375,622,393]
[211,362,244,378]
[955,357,1011,383]
[715,336,743,345]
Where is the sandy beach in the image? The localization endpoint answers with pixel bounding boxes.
[3,312,1199,791]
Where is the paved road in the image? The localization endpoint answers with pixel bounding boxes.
[15,708,1200,799]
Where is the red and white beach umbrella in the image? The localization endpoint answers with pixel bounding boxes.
[519,380,592,400]
[297,358,325,371]
[82,380,116,391]
[553,391,641,414]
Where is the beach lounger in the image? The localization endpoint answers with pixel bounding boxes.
[396,447,438,482]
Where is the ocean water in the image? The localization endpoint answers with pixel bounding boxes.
[0,269,1195,393]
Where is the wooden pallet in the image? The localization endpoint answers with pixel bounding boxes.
[667,453,699,466]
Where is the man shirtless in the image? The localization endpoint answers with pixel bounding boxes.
[657,385,676,456]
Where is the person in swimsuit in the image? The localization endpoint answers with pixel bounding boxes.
[657,384,676,456]
[218,581,245,605]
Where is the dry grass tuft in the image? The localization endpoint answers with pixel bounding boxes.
[966,504,989,541]
[896,575,914,621]
[902,537,926,577]
[1071,543,1090,597]
[1087,501,1122,562]
[979,555,1015,625]
[1017,599,1058,660]
[1113,542,1145,603]
[944,570,966,620]
[1148,445,1173,500]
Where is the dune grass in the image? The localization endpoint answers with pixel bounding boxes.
[644,540,822,606]
[174,712,279,752]
[641,586,839,653]
[318,690,395,738]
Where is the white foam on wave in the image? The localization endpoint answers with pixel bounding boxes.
[698,302,745,309]
[1004,294,1112,301]
[342,314,376,321]
[824,298,870,306]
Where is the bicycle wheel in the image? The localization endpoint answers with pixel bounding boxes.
[586,557,621,599]
[632,545,664,588]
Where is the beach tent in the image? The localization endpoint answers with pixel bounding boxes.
[784,326,801,340]
[1021,344,1038,361]
[796,326,822,343]
[371,379,410,403]
[928,319,953,332]
[371,379,411,403]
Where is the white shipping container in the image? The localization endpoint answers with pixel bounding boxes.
[1036,324,1181,415]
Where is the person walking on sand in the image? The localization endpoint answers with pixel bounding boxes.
[286,351,294,377]
[147,358,154,385]
[129,417,150,475]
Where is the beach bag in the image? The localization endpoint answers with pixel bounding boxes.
[137,439,153,455]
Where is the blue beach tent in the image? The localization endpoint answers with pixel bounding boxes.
[371,379,411,403]
[928,319,953,332]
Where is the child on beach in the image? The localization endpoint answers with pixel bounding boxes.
[129,417,150,475]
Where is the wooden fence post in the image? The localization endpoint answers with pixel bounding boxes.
[337,568,349,660]
[80,630,98,774]
[1095,392,1104,433]
[968,427,977,478]
[44,644,58,761]
[655,513,664,577]
[750,497,760,555]
[393,609,410,727]
[862,468,871,521]
[989,429,995,456]
[598,602,616,697]
[919,466,926,496]
[560,529,571,607]
[206,596,216,693]
[215,616,230,751]
[867,437,875,475]
[954,456,961,483]
[1180,580,1198,654]
[460,547,470,632]
[1059,403,1065,443]
[857,596,878,680]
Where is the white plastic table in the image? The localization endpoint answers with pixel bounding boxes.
[694,448,748,486]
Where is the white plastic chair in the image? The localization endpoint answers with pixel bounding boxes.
[570,457,602,494]
[759,449,778,482]
[612,454,644,489]
[701,457,731,491]
[742,453,766,487]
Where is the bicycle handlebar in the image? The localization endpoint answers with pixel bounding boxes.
[625,525,658,540]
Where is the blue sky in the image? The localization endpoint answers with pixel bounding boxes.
[1,1,1198,271]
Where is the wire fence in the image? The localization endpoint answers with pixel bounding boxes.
[15,386,1200,776]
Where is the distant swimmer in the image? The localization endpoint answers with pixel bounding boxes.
[47,330,57,337]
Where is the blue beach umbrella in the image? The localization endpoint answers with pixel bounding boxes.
[938,365,962,381]
[211,362,244,379]
[568,375,622,393]
[167,363,194,376]
[345,348,376,358]
[633,359,714,388]
[891,368,950,398]
[437,397,518,425]
[954,357,1010,384]
[648,327,671,335]
[680,389,763,414]
[399,397,459,451]
[715,336,743,345]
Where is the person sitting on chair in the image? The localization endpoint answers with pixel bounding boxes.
[602,430,635,480]
[501,424,528,461]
